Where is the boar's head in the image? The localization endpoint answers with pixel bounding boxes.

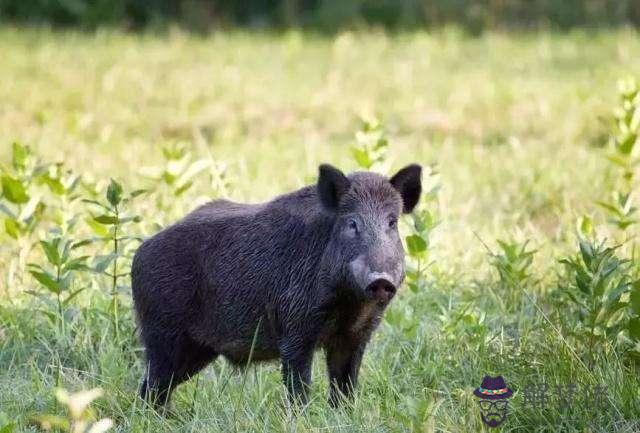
[317,163,422,304]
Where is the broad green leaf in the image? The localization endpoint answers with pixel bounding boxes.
[117,235,144,243]
[29,270,61,294]
[39,309,58,325]
[575,268,592,295]
[71,239,94,249]
[81,199,111,211]
[619,220,637,230]
[595,201,623,217]
[407,282,419,293]
[86,217,110,237]
[564,288,587,309]
[350,148,373,169]
[62,256,89,273]
[106,179,123,206]
[41,175,66,195]
[40,239,61,266]
[595,300,627,325]
[11,141,29,171]
[94,214,118,225]
[162,144,187,160]
[4,218,21,239]
[162,171,177,185]
[617,132,636,154]
[62,287,86,306]
[413,211,435,234]
[578,215,593,237]
[174,180,193,196]
[129,189,148,199]
[604,154,628,168]
[27,263,45,272]
[405,234,427,256]
[578,238,594,269]
[1,175,29,204]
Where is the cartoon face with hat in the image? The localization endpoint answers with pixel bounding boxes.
[474,375,513,428]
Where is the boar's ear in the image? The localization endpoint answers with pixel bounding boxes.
[317,164,351,211]
[389,164,422,213]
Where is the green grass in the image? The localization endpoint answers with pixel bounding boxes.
[1,27,640,432]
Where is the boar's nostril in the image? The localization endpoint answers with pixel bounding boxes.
[366,278,396,295]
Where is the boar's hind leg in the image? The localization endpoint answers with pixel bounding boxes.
[140,332,217,407]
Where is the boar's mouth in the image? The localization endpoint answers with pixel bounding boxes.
[365,278,397,302]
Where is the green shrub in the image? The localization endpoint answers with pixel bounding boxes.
[83,179,144,341]
[558,238,640,359]
[489,239,536,311]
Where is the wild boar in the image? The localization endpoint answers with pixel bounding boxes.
[131,163,422,406]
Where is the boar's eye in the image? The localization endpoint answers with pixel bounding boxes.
[388,216,398,228]
[347,218,359,234]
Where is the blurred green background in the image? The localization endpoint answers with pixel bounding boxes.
[1,0,640,33]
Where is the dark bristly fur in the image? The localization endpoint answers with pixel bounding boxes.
[131,163,422,407]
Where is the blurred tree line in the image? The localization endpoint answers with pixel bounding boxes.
[1,0,639,33]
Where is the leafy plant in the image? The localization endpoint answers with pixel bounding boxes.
[579,78,640,360]
[140,143,211,198]
[437,302,489,348]
[33,388,113,433]
[404,165,440,294]
[491,239,536,287]
[27,228,89,332]
[609,77,639,184]
[596,190,637,230]
[597,78,639,233]
[350,116,390,172]
[1,142,45,240]
[0,142,81,240]
[387,166,441,335]
[83,179,144,340]
[0,142,83,297]
[139,143,230,225]
[558,238,638,360]
[348,119,440,293]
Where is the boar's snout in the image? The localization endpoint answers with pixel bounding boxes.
[349,255,402,303]
[365,273,397,303]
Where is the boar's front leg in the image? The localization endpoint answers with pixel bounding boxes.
[325,337,368,406]
[279,337,315,405]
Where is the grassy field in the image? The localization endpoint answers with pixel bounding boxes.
[1,27,640,432]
